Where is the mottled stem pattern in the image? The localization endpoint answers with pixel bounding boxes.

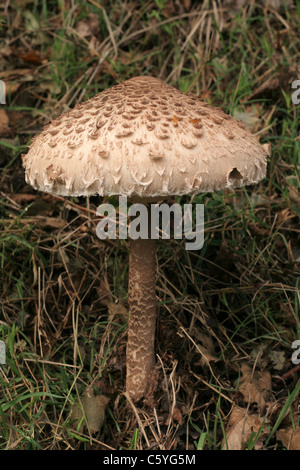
[126,236,157,402]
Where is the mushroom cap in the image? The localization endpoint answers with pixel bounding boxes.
[22,76,269,199]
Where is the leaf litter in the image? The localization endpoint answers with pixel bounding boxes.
[236,363,272,411]
[70,388,110,435]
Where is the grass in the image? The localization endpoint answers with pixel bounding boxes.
[0,0,300,450]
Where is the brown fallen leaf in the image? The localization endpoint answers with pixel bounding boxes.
[268,350,286,371]
[76,13,100,38]
[248,221,270,238]
[161,0,176,18]
[277,427,300,450]
[9,193,36,204]
[70,388,110,434]
[0,109,11,137]
[193,329,219,367]
[236,363,272,410]
[183,0,191,9]
[107,300,128,319]
[0,108,9,127]
[222,406,267,450]
[195,345,219,367]
[166,405,184,426]
[17,49,45,65]
[277,207,293,226]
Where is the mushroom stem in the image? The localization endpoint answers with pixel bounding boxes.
[126,235,157,402]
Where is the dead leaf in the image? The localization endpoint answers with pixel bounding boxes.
[166,406,183,426]
[278,207,292,225]
[223,406,267,450]
[268,350,286,371]
[18,49,45,65]
[70,389,110,434]
[0,109,9,127]
[10,193,36,204]
[107,300,128,319]
[193,330,219,367]
[288,186,300,208]
[162,0,176,18]
[183,0,191,9]
[248,221,270,238]
[0,109,11,137]
[236,363,272,410]
[198,90,212,101]
[76,13,100,38]
[277,427,300,450]
[195,345,219,367]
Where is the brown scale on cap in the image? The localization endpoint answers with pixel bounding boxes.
[22,76,269,402]
[23,76,268,199]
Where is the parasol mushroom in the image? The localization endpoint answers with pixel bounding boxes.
[22,76,269,401]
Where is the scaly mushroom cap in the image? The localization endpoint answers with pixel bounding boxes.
[22,76,269,198]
